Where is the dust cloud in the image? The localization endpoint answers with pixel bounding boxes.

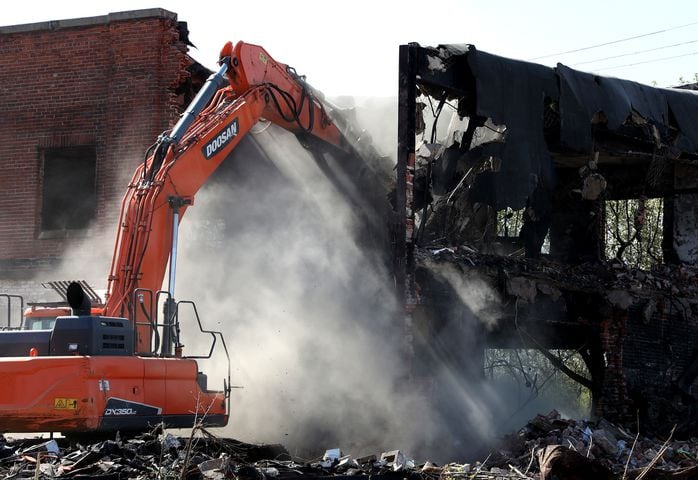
[329,96,398,163]
[172,111,517,461]
[174,125,443,459]
[24,98,569,461]
[425,261,503,331]
[29,143,144,304]
[28,226,115,304]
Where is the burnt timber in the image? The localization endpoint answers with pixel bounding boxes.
[395,43,698,435]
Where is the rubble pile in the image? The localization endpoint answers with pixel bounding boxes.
[0,429,289,480]
[0,429,513,480]
[0,428,540,480]
[421,247,698,299]
[2,412,697,479]
[491,410,698,479]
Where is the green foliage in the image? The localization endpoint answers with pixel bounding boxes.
[604,198,663,269]
[495,207,550,254]
[497,207,525,237]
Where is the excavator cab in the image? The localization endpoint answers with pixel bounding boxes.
[0,282,230,433]
[0,293,24,331]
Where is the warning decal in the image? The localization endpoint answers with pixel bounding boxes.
[54,398,78,410]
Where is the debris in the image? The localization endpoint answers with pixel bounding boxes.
[321,448,342,468]
[162,432,182,450]
[592,429,619,457]
[506,276,538,303]
[491,412,698,479]
[431,247,456,255]
[537,445,614,480]
[21,439,60,456]
[581,172,607,200]
[199,456,225,471]
[337,455,360,470]
[606,289,635,309]
[264,466,280,477]
[380,449,406,471]
[0,413,696,479]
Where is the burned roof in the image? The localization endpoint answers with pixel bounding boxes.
[412,44,698,209]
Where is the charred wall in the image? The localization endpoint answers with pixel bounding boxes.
[396,43,698,434]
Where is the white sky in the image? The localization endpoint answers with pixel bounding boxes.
[2,0,697,95]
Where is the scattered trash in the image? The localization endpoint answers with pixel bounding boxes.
[21,439,60,456]
[320,448,342,468]
[0,413,696,479]
[380,449,406,471]
[162,432,182,450]
[491,410,698,478]
[337,454,360,470]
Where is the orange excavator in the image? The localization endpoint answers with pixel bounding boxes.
[0,41,356,433]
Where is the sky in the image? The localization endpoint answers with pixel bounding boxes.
[2,0,698,96]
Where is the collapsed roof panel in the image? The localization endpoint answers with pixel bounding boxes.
[467,49,559,209]
[665,88,698,152]
[405,44,698,212]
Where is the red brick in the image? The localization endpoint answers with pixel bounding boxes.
[0,10,192,280]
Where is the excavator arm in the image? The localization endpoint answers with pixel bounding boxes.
[105,41,351,354]
[0,41,364,435]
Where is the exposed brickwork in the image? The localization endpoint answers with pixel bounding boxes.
[596,309,630,423]
[0,10,191,281]
[621,298,698,431]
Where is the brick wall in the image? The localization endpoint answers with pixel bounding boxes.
[0,9,191,289]
[596,308,630,423]
[621,297,698,432]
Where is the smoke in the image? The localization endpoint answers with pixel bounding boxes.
[174,125,442,459]
[26,224,116,304]
[407,260,509,457]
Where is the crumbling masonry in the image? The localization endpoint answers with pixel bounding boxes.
[395,43,698,435]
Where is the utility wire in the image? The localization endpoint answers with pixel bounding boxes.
[573,38,698,66]
[594,50,698,72]
[529,20,698,60]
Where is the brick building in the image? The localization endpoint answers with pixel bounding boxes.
[0,9,204,300]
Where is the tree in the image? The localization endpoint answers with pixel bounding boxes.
[484,348,592,422]
[604,197,663,269]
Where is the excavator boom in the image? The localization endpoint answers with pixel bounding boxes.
[105,42,349,354]
[0,41,355,434]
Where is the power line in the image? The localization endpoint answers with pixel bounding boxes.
[594,50,698,72]
[529,20,698,61]
[573,39,698,66]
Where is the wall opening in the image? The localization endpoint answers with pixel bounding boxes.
[485,348,592,429]
[40,146,97,233]
[497,207,524,238]
[496,207,550,255]
[604,197,664,269]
